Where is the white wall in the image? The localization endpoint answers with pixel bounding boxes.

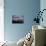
[0,0,4,42]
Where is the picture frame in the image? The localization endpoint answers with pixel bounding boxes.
[12,15,24,24]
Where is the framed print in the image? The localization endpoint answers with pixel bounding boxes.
[12,15,24,24]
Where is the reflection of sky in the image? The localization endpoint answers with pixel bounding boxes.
[12,16,24,20]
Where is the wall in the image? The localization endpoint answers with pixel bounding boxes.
[40,0,46,26]
[40,0,46,45]
[4,0,40,42]
[0,0,4,42]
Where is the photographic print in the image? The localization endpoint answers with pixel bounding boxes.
[12,15,24,24]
